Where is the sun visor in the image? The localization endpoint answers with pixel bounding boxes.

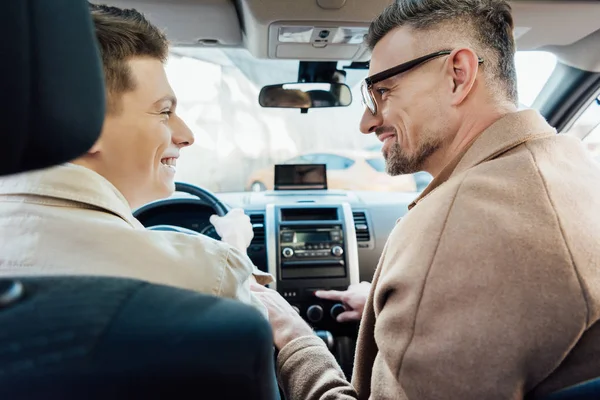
[104,0,242,46]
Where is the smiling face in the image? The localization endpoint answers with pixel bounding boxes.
[360,1,519,178]
[75,57,194,209]
[360,27,455,176]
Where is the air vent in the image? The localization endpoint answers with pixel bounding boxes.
[352,212,370,242]
[249,213,265,246]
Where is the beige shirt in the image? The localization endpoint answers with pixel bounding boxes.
[276,110,600,399]
[0,163,272,317]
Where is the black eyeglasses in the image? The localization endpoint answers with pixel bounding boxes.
[360,50,484,115]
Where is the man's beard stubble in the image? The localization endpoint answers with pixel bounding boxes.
[382,128,442,176]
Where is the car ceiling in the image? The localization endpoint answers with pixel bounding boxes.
[103,0,599,66]
[100,0,600,107]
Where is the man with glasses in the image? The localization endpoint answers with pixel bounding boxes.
[253,0,600,398]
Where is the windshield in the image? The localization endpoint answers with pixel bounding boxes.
[365,157,385,173]
[168,48,557,193]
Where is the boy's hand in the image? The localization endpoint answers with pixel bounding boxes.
[209,208,254,252]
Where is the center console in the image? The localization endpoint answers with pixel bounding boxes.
[265,202,359,337]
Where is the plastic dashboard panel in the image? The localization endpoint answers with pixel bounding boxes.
[133,189,418,283]
[219,190,417,283]
[264,202,359,290]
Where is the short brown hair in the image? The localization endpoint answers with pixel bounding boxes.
[89,3,169,113]
[367,0,518,104]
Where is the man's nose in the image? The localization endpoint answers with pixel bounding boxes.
[359,106,383,135]
[172,115,195,147]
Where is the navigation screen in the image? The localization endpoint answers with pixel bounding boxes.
[274,164,327,190]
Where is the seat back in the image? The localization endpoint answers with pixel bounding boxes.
[540,378,600,400]
[0,0,105,176]
[0,277,278,400]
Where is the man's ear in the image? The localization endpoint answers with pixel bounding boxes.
[446,48,480,106]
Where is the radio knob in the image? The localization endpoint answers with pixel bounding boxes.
[282,247,294,258]
[306,305,324,323]
[330,303,346,320]
[292,305,300,314]
[331,245,344,257]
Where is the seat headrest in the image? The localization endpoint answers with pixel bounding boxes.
[0,0,105,176]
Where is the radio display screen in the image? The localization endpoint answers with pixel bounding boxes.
[295,231,330,243]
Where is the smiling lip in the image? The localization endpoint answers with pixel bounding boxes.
[161,152,180,159]
[377,132,395,143]
[160,156,179,168]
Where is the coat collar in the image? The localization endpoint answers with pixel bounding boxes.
[0,163,138,226]
[409,109,556,210]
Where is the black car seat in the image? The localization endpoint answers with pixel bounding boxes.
[0,1,278,399]
[0,277,278,399]
[539,378,600,400]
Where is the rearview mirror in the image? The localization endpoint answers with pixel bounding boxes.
[259,82,352,109]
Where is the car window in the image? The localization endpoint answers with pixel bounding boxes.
[515,51,557,108]
[285,154,315,164]
[365,157,385,172]
[311,154,355,170]
[564,94,600,161]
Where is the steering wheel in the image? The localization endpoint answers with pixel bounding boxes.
[172,182,229,216]
[133,182,229,236]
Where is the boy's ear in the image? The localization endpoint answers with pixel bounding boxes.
[87,139,102,154]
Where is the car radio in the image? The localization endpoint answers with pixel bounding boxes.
[266,203,359,336]
[277,223,347,280]
[279,226,344,262]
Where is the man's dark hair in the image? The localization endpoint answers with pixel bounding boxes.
[89,3,169,113]
[367,0,518,104]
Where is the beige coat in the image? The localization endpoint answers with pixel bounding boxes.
[0,163,272,316]
[276,110,600,399]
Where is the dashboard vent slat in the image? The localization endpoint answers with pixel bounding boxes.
[352,212,371,242]
[249,213,265,245]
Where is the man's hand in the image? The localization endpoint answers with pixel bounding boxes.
[315,281,371,322]
[209,208,253,253]
[251,283,314,350]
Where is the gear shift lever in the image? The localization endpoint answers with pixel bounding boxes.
[314,330,334,350]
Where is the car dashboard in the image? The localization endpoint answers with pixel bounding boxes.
[219,189,418,281]
[225,189,418,354]
[135,187,419,377]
